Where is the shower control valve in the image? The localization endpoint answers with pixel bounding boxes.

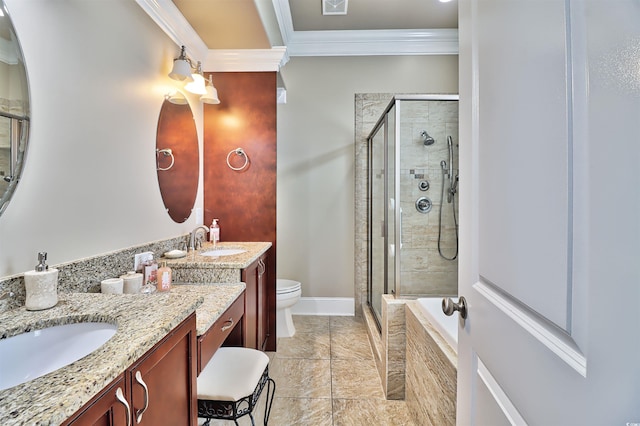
[415,197,432,214]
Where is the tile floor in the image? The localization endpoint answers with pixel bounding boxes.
[201,315,417,425]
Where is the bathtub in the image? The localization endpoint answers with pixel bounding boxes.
[416,297,458,352]
[406,297,458,425]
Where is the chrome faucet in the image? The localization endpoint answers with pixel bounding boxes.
[189,225,210,251]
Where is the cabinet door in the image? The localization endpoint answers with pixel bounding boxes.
[128,314,197,426]
[241,259,258,349]
[64,375,129,426]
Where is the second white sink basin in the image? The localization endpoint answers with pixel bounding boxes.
[0,321,117,391]
[200,248,247,257]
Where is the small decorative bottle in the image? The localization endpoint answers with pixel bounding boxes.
[210,219,220,247]
[157,261,172,292]
[24,252,59,311]
[140,257,158,294]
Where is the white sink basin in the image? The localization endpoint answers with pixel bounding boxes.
[200,248,247,257]
[0,322,117,391]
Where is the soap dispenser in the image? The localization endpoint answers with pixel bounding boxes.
[24,252,59,311]
[210,219,220,246]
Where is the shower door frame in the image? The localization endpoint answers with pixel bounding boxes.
[367,107,390,330]
[367,94,460,329]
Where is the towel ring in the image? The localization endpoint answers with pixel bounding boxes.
[156,148,175,171]
[226,148,249,171]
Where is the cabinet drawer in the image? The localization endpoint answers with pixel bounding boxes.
[197,293,245,374]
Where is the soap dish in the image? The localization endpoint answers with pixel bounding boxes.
[164,249,187,259]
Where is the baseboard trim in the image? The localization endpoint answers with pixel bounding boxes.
[290,297,355,316]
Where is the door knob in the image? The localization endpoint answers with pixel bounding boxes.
[442,296,467,319]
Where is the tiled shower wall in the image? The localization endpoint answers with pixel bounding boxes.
[398,100,458,297]
[354,94,458,317]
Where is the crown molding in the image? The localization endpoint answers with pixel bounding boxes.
[135,0,288,72]
[271,0,458,56]
[285,28,458,56]
[134,0,208,59]
[136,0,458,73]
[204,47,289,72]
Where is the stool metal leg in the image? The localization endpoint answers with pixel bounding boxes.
[263,377,276,426]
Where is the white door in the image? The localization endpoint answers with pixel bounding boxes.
[458,0,640,424]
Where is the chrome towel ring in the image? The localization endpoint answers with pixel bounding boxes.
[156,148,175,171]
[226,148,249,171]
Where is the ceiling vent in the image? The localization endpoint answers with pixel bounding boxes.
[322,0,348,15]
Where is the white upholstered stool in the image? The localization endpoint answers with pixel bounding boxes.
[197,347,275,426]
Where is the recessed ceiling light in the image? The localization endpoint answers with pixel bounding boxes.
[322,0,348,15]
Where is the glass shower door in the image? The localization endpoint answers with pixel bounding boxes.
[386,104,397,297]
[369,118,386,325]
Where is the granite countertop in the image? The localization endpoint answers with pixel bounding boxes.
[170,283,245,335]
[0,283,245,425]
[163,241,271,269]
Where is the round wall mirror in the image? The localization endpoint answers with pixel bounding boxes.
[0,0,30,217]
[156,93,199,223]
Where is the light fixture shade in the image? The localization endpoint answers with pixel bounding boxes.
[185,73,206,95]
[168,46,194,82]
[201,85,220,104]
[168,58,194,82]
[201,75,220,104]
[166,91,188,105]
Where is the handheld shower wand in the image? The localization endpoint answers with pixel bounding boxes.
[447,136,454,181]
[437,135,459,261]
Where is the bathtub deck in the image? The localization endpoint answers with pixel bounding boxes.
[406,302,457,425]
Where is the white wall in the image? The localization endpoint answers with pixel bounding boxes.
[277,55,458,298]
[0,0,203,277]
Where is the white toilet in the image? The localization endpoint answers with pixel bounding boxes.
[276,279,302,338]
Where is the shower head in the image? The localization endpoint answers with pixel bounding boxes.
[420,130,435,146]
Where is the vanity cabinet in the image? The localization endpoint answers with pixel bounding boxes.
[64,374,128,426]
[197,292,245,374]
[64,314,197,426]
[242,253,269,351]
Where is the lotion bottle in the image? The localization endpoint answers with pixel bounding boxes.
[24,252,59,311]
[157,261,172,292]
[210,219,220,247]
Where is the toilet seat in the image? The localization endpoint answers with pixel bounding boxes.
[277,279,301,295]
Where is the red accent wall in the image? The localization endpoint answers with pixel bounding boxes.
[203,72,277,351]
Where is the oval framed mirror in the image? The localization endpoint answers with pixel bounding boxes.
[156,93,199,223]
[0,0,30,217]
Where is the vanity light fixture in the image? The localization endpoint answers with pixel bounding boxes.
[184,61,207,95]
[200,75,220,104]
[168,46,220,103]
[165,90,188,105]
[168,46,194,82]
